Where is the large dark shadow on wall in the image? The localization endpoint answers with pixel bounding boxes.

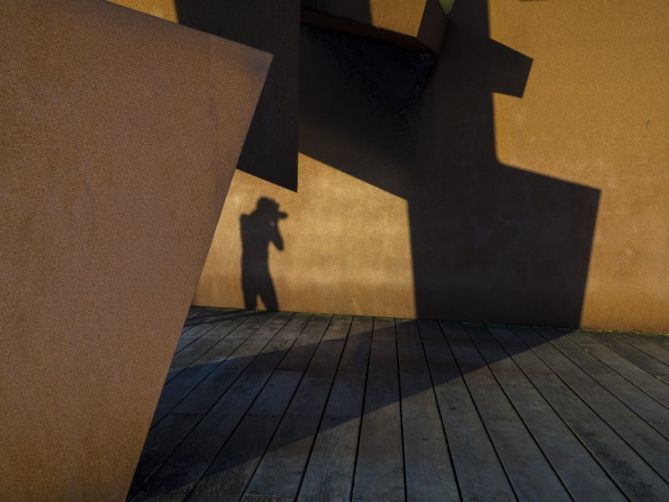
[299,0,600,326]
[174,0,300,189]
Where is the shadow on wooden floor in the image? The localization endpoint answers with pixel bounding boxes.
[128,308,669,501]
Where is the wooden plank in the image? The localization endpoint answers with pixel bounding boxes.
[175,327,204,353]
[615,333,669,366]
[128,311,294,496]
[184,307,243,325]
[622,333,669,352]
[178,310,266,351]
[182,307,243,330]
[297,317,373,502]
[176,309,248,353]
[569,330,669,407]
[189,315,334,500]
[589,331,669,385]
[445,322,569,501]
[127,413,201,497]
[166,315,247,381]
[129,310,669,502]
[539,328,669,440]
[419,320,515,501]
[151,312,276,425]
[183,307,239,325]
[352,317,405,501]
[174,321,219,354]
[471,325,626,501]
[501,326,669,499]
[491,325,669,500]
[522,326,669,480]
[396,319,459,501]
[241,316,352,501]
[174,313,295,416]
[130,313,315,501]
[189,371,304,501]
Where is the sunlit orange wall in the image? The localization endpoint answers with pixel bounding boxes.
[195,156,416,318]
[111,0,668,331]
[3,1,269,499]
[110,0,177,21]
[200,1,667,331]
[489,0,668,330]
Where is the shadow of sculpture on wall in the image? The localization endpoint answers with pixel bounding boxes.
[241,197,288,311]
[174,0,300,189]
[299,0,600,326]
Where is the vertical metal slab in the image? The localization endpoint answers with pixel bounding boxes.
[0,0,270,499]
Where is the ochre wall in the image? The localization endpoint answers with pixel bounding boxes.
[194,156,416,317]
[115,0,668,331]
[0,1,269,499]
[488,0,669,330]
[198,0,668,331]
[110,0,177,21]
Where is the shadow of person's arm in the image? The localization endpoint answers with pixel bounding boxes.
[269,220,284,251]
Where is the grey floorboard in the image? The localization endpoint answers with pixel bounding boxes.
[540,328,669,440]
[152,313,274,425]
[130,313,314,501]
[127,313,291,496]
[519,326,669,481]
[590,331,669,385]
[128,310,669,502]
[166,315,246,381]
[473,325,626,501]
[397,319,459,502]
[570,330,669,407]
[615,333,669,366]
[187,314,332,501]
[173,321,218,355]
[447,322,569,502]
[297,317,373,502]
[352,318,405,502]
[420,320,514,501]
[173,312,295,416]
[498,326,669,500]
[241,316,352,501]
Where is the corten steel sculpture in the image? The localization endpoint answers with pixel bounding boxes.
[0,0,270,499]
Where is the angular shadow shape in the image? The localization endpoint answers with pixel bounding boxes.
[299,0,600,326]
[175,0,300,189]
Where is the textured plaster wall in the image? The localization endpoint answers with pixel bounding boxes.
[488,0,669,330]
[0,1,269,499]
[110,0,668,331]
[195,155,416,317]
[197,0,668,331]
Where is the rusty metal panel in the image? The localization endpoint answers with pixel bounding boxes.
[0,0,270,499]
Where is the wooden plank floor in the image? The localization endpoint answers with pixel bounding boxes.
[128,308,669,501]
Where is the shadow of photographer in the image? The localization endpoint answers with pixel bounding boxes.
[240,197,288,311]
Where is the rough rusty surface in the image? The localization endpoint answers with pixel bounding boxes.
[110,0,301,190]
[0,0,269,499]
